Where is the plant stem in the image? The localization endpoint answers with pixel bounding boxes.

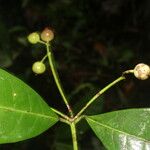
[70,123,78,150]
[50,107,70,120]
[38,40,45,44]
[46,43,73,118]
[59,117,70,125]
[41,54,48,63]
[74,76,125,119]
[122,69,134,75]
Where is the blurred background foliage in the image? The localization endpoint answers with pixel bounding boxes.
[0,0,149,149]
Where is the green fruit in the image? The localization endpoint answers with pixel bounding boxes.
[41,28,54,42]
[32,62,46,74]
[27,32,40,44]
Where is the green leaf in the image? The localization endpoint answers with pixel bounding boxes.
[0,68,58,143]
[86,109,150,150]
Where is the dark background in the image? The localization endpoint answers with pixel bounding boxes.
[0,0,149,149]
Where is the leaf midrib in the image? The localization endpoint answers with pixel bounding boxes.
[87,117,150,143]
[0,105,56,120]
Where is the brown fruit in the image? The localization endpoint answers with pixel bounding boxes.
[41,28,54,42]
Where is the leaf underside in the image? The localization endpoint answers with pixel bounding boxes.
[0,68,58,143]
[86,109,150,150]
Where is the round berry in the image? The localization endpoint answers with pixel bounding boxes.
[27,32,40,44]
[32,62,46,74]
[41,28,54,42]
[134,63,150,80]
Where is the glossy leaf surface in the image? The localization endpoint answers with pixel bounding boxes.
[86,109,150,150]
[0,68,58,143]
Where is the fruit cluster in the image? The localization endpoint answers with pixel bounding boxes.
[27,28,150,81]
[27,28,54,74]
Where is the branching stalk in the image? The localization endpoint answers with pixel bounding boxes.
[46,43,73,118]
[29,31,132,150]
[74,76,125,119]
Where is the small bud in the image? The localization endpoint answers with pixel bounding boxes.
[134,63,150,80]
[41,28,54,42]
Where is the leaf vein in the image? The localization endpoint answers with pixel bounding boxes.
[87,118,150,143]
[0,106,56,120]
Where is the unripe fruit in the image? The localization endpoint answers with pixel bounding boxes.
[32,62,46,74]
[134,63,150,80]
[41,28,54,42]
[27,32,40,44]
